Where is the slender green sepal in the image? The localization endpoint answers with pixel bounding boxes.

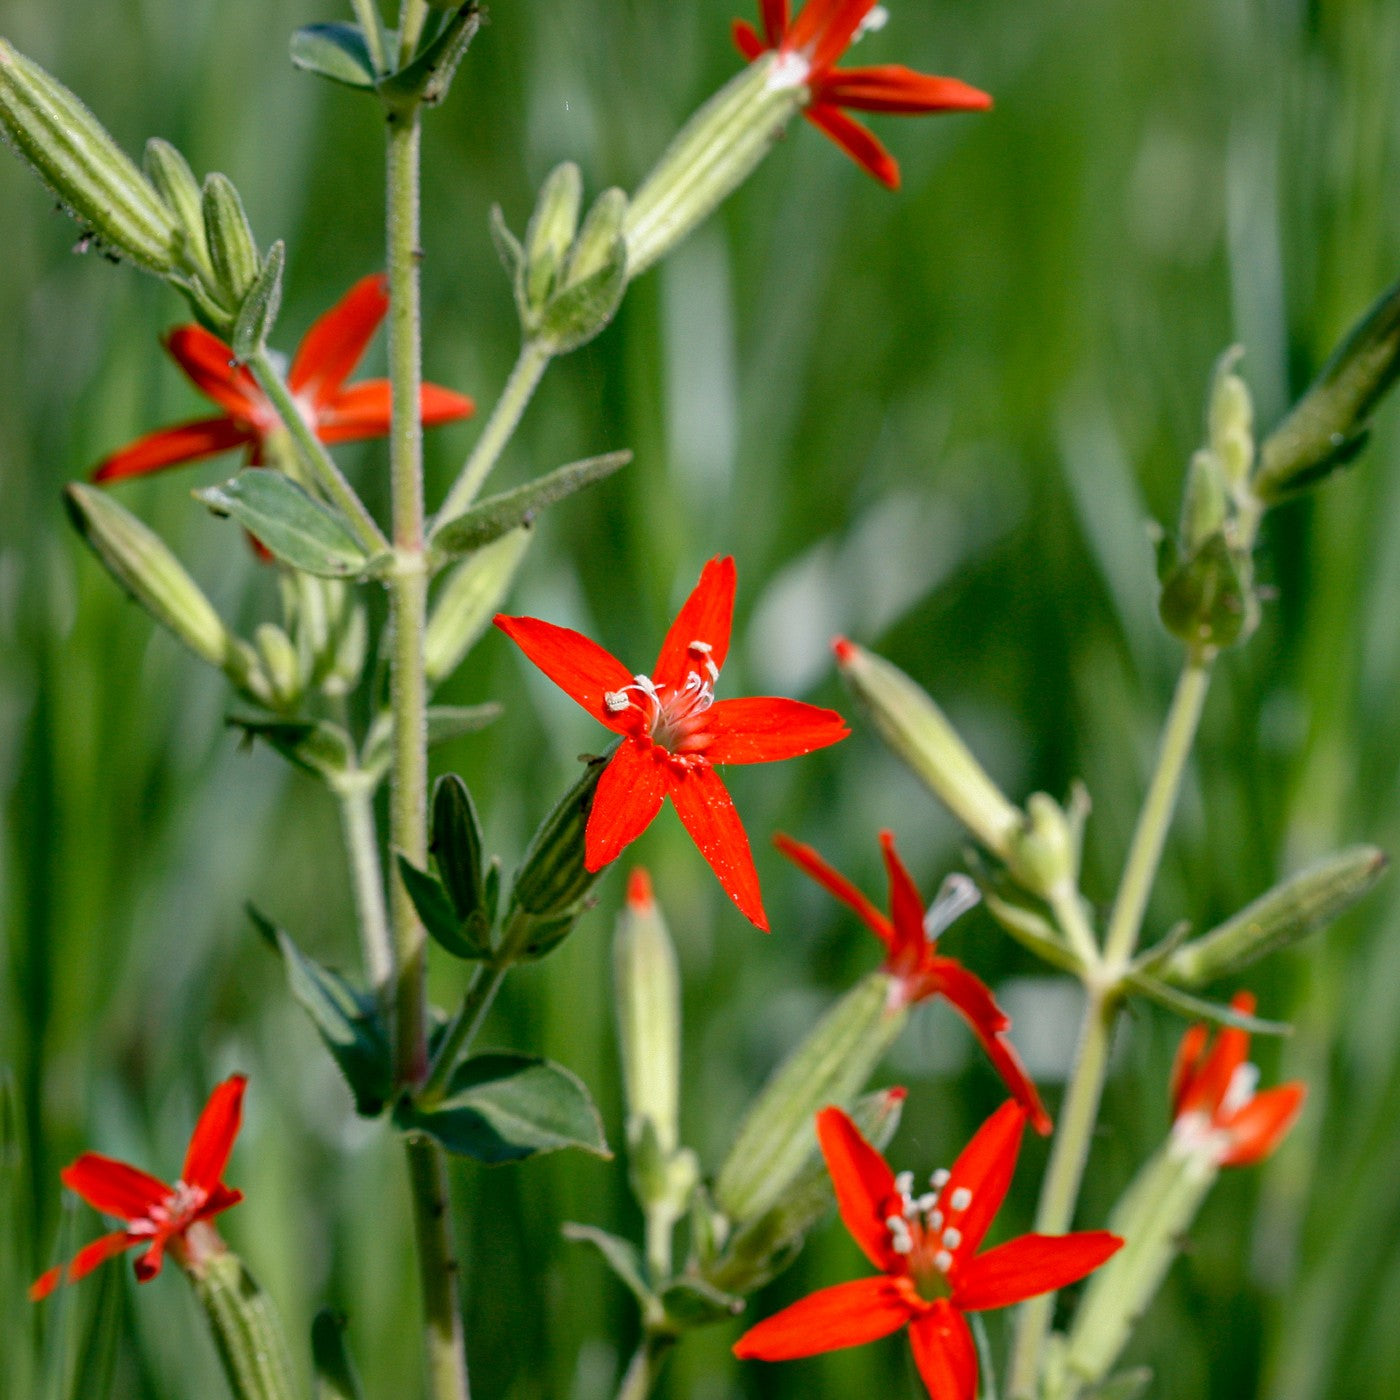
[378,3,482,110]
[232,240,286,360]
[143,137,212,274]
[432,775,488,925]
[202,172,260,309]
[523,162,583,310]
[509,757,607,921]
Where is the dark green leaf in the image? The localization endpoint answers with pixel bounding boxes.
[228,716,353,785]
[430,452,630,558]
[560,1224,654,1307]
[400,1052,609,1163]
[659,1277,743,1328]
[311,1311,365,1400]
[1126,973,1292,1035]
[290,23,379,90]
[431,774,486,920]
[396,855,490,960]
[231,240,284,360]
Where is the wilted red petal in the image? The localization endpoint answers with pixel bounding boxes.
[1221,1083,1306,1167]
[920,958,1010,1033]
[908,1300,978,1400]
[181,1075,247,1191]
[819,67,993,114]
[816,1106,904,1274]
[774,832,895,945]
[30,1231,133,1300]
[313,380,394,443]
[759,0,791,47]
[790,0,876,72]
[940,1102,1025,1258]
[879,831,928,970]
[60,1154,169,1220]
[701,697,849,765]
[732,17,767,60]
[91,417,254,481]
[289,273,389,403]
[805,102,900,189]
[667,763,767,929]
[733,1276,919,1360]
[585,742,668,869]
[653,556,737,691]
[494,615,636,733]
[953,1231,1122,1312]
[1170,1022,1210,1118]
[165,326,264,420]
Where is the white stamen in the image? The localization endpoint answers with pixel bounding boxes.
[942,1227,963,1250]
[950,1187,972,1212]
[856,6,889,42]
[767,49,811,92]
[688,640,712,655]
[895,1171,915,1196]
[931,1168,950,1190]
[891,1233,914,1255]
[604,692,629,713]
[704,658,720,683]
[915,1193,939,1214]
[925,873,981,939]
[934,1249,953,1273]
[929,1209,944,1231]
[1221,1062,1260,1118]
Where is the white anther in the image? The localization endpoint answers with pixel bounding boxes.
[931,1169,950,1190]
[856,6,889,41]
[929,1209,944,1231]
[604,692,629,713]
[950,1187,972,1212]
[934,1250,953,1273]
[891,1234,914,1255]
[915,1193,939,1214]
[688,639,712,655]
[942,1227,963,1250]
[895,1171,915,1196]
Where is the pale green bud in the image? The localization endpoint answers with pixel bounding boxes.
[143,138,212,276]
[424,527,532,686]
[1007,791,1078,900]
[1178,449,1227,553]
[255,623,303,709]
[202,172,260,311]
[523,162,583,309]
[1207,347,1254,491]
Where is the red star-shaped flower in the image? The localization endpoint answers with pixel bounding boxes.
[32,1075,248,1300]
[495,556,848,930]
[776,830,1051,1133]
[731,0,992,189]
[1170,991,1306,1167]
[734,1102,1121,1399]
[92,275,474,481]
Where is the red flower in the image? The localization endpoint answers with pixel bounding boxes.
[1170,992,1306,1167]
[776,830,1052,1134]
[494,556,848,930]
[92,275,474,482]
[731,0,992,190]
[31,1075,248,1300]
[734,1102,1121,1399]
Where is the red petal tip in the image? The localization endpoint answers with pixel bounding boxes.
[626,867,654,909]
[832,636,857,664]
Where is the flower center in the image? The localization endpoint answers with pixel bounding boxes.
[767,48,813,92]
[604,641,720,753]
[128,1180,207,1238]
[883,1167,972,1302]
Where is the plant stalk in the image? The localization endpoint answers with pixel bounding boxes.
[407,1136,470,1400]
[615,1331,676,1400]
[349,0,388,74]
[336,777,395,996]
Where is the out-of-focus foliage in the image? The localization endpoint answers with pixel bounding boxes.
[2,1,1398,1397]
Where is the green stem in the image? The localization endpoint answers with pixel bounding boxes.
[615,1331,676,1400]
[248,349,388,557]
[435,339,552,526]
[398,0,431,65]
[406,1137,470,1400]
[350,0,388,74]
[336,777,394,996]
[187,1244,298,1400]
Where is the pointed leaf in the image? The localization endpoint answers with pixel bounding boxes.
[228,716,354,785]
[231,240,285,361]
[659,1276,744,1327]
[431,774,486,920]
[430,452,630,558]
[561,1224,655,1308]
[290,23,379,90]
[1127,973,1292,1035]
[396,855,490,960]
[311,1311,366,1400]
[379,3,482,110]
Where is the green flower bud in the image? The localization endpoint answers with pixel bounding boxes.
[144,137,212,276]
[1157,531,1259,655]
[524,162,583,309]
[254,622,303,709]
[1007,791,1079,900]
[0,40,182,273]
[1207,347,1254,491]
[424,527,532,686]
[202,172,260,312]
[1178,449,1228,553]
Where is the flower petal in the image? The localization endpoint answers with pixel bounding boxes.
[816,1106,904,1274]
[804,102,900,190]
[133,1231,169,1283]
[30,1231,133,1300]
[494,615,636,732]
[181,1075,247,1191]
[1177,993,1254,1121]
[940,1101,1025,1259]
[733,1275,919,1360]
[819,67,993,114]
[970,1021,1052,1137]
[790,0,877,72]
[164,326,265,420]
[952,1231,1123,1312]
[315,380,475,443]
[879,831,929,973]
[585,742,668,869]
[652,556,736,691]
[419,382,477,427]
[1169,1021,1209,1118]
[760,0,790,48]
[732,18,768,60]
[667,763,767,928]
[774,832,895,946]
[908,1300,978,1400]
[195,1183,246,1222]
[91,417,255,482]
[701,697,849,765]
[289,273,389,404]
[60,1153,169,1219]
[1221,1082,1306,1167]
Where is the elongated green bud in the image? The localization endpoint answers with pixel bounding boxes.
[0,40,182,273]
[203,172,260,310]
[1207,347,1254,492]
[254,622,303,709]
[1254,279,1400,504]
[834,638,1022,864]
[144,137,212,274]
[524,162,583,309]
[424,527,532,685]
[623,54,802,278]
[713,972,903,1226]
[1164,845,1387,987]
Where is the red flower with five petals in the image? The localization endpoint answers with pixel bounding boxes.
[732,0,992,190]
[1170,991,1306,1167]
[734,1102,1121,1399]
[776,829,1052,1133]
[92,275,474,482]
[494,556,849,930]
[31,1075,248,1300]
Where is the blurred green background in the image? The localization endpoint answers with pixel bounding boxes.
[3,0,1399,1396]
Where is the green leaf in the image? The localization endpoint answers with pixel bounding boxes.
[1087,1369,1153,1400]
[396,855,490,960]
[231,239,285,360]
[198,470,375,578]
[1126,972,1292,1035]
[251,909,393,1115]
[378,3,482,110]
[361,703,501,784]
[228,716,353,785]
[537,235,627,354]
[311,1311,365,1400]
[400,1053,609,1163]
[290,23,379,90]
[430,452,630,558]
[659,1277,744,1328]
[560,1224,654,1307]
[431,774,487,920]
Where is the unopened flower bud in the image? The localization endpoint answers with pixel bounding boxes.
[254,622,303,709]
[834,638,1021,864]
[1207,347,1254,491]
[1164,845,1386,987]
[202,172,260,312]
[0,40,182,274]
[1007,792,1077,899]
[524,162,583,310]
[567,187,628,286]
[509,758,606,922]
[1178,449,1228,553]
[143,138,212,276]
[424,527,532,686]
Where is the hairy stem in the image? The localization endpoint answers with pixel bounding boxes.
[336,778,395,997]
[349,0,387,73]
[407,1137,470,1400]
[398,0,431,65]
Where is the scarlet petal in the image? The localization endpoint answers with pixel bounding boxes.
[701,697,849,765]
[969,1021,1052,1137]
[804,103,900,190]
[953,1231,1123,1312]
[585,742,667,869]
[1221,1083,1306,1167]
[819,67,993,114]
[1178,993,1254,1121]
[879,831,930,972]
[774,832,895,946]
[759,0,790,47]
[165,326,265,419]
[30,1231,133,1300]
[908,1300,978,1400]
[288,273,389,404]
[1169,1022,1210,1118]
[195,1184,246,1222]
[667,763,767,929]
[92,417,255,482]
[790,0,876,72]
[181,1075,247,1191]
[940,1101,1025,1258]
[494,615,636,732]
[313,380,393,443]
[733,1276,919,1361]
[652,556,737,691]
[732,17,767,60]
[816,1106,904,1274]
[133,1232,169,1283]
[60,1153,169,1219]
[419,382,476,426]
